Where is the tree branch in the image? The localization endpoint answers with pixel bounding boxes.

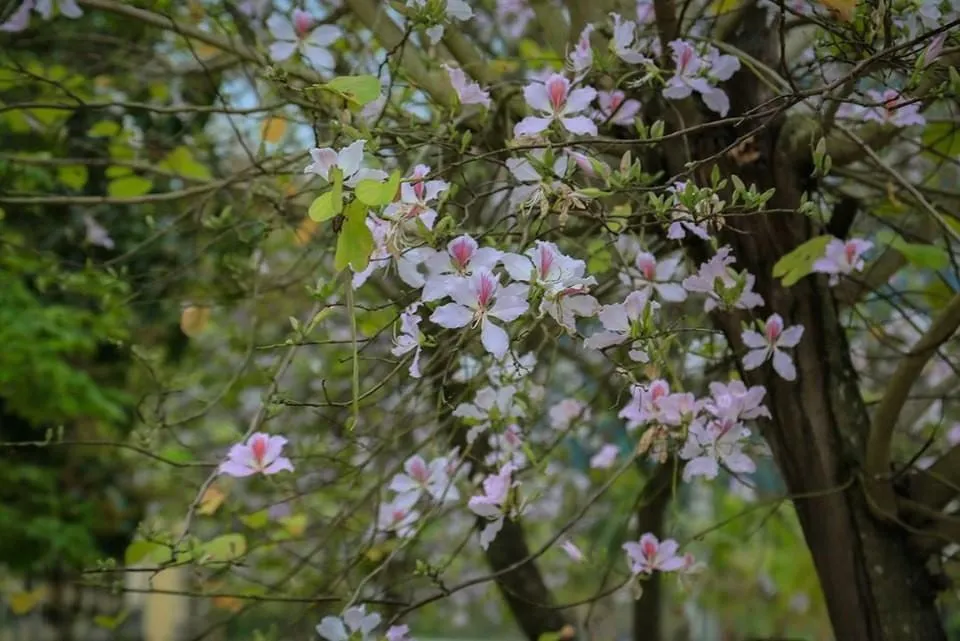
[908,444,960,512]
[865,293,960,518]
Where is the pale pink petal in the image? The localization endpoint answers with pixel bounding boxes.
[513,116,552,137]
[430,303,473,328]
[560,115,598,135]
[772,349,797,380]
[480,318,510,358]
[740,329,767,349]
[742,348,769,370]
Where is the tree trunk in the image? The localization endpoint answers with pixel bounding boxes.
[650,7,949,638]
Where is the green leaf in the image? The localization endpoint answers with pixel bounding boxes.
[124,540,166,566]
[158,146,212,181]
[93,611,129,630]
[354,170,400,207]
[874,229,948,270]
[57,165,88,190]
[200,533,247,563]
[308,191,341,222]
[240,509,270,530]
[922,123,960,159]
[88,120,120,138]
[772,235,832,287]
[322,75,381,107]
[335,201,374,272]
[107,176,153,198]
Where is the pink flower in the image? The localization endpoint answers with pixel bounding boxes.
[594,90,642,127]
[864,90,926,127]
[590,444,620,469]
[705,380,771,422]
[514,74,598,137]
[662,40,739,116]
[391,303,424,379]
[619,379,671,430]
[742,314,805,381]
[583,289,659,361]
[682,246,765,312]
[811,237,873,286]
[610,13,652,64]
[389,454,459,502]
[549,398,591,431]
[679,418,755,481]
[383,164,447,230]
[922,32,947,66]
[443,64,492,109]
[623,533,686,575]
[468,464,516,549]
[267,9,341,69]
[422,234,503,302]
[377,492,420,539]
[219,433,294,477]
[429,269,529,358]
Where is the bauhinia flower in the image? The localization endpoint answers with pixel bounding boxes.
[679,418,756,481]
[583,289,660,362]
[496,0,535,38]
[505,150,568,212]
[386,624,414,641]
[561,539,586,562]
[619,379,671,430]
[567,24,595,77]
[351,216,429,289]
[443,64,492,109]
[1,0,81,32]
[628,251,687,302]
[741,313,805,381]
[219,433,294,477]
[377,492,420,539]
[304,140,388,187]
[468,463,516,550]
[704,380,771,423]
[267,9,341,69]
[422,234,503,302]
[610,13,653,64]
[389,454,460,502]
[549,398,591,431]
[391,303,425,378]
[430,269,529,358]
[514,74,598,137]
[623,533,686,575]
[383,164,448,230]
[662,40,740,116]
[811,237,872,285]
[453,385,524,443]
[837,90,925,128]
[594,90,642,127]
[317,606,381,641]
[682,246,765,312]
[590,443,620,469]
[502,241,599,332]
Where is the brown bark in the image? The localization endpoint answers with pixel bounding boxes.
[656,6,948,639]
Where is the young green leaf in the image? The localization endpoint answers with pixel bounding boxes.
[354,170,400,207]
[334,201,374,272]
[107,175,153,198]
[308,192,341,222]
[772,235,832,286]
[323,75,381,107]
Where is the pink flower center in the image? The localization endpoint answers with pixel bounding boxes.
[536,246,555,277]
[677,45,694,74]
[413,180,425,201]
[392,509,405,523]
[546,77,567,112]
[642,540,658,559]
[650,383,668,402]
[637,258,655,281]
[251,437,267,464]
[293,10,313,39]
[451,239,473,270]
[609,93,624,112]
[410,460,429,483]
[844,242,858,264]
[765,320,781,342]
[476,274,497,309]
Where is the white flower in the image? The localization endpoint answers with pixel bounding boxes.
[407,0,473,43]
[392,303,424,378]
[594,90,642,127]
[514,74,598,137]
[453,385,524,443]
[584,289,659,361]
[268,9,341,69]
[317,606,381,641]
[741,314,804,380]
[1,0,81,32]
[623,533,686,575]
[430,270,529,358]
[619,379,671,430]
[422,234,502,302]
[351,216,429,290]
[628,251,686,301]
[560,539,586,562]
[705,380,771,422]
[502,241,599,331]
[444,64,492,108]
[549,398,591,431]
[383,164,447,231]
[811,237,872,286]
[679,418,755,481]
[304,140,388,187]
[682,246,765,312]
[609,13,653,64]
[590,443,620,469]
[468,464,516,550]
[389,454,459,502]
[567,24,594,77]
[505,150,568,212]
[377,492,420,538]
